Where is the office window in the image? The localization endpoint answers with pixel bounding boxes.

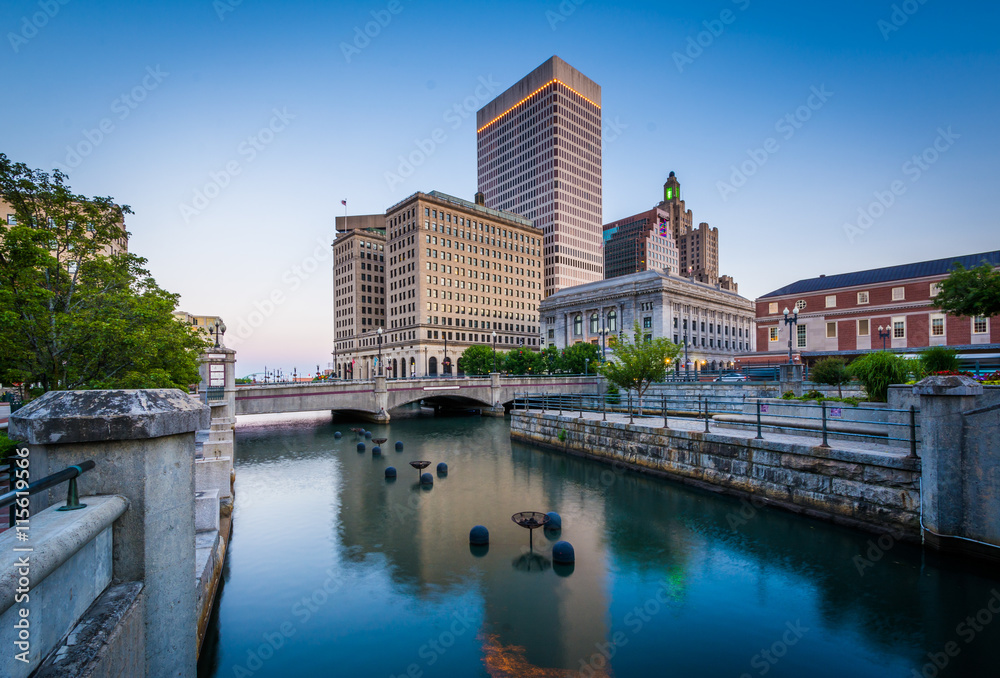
[825,295,837,308]
[643,317,652,329]
[796,324,807,348]
[573,315,582,336]
[973,316,988,334]
[795,300,807,311]
[857,291,869,304]
[644,334,652,343]
[608,311,617,333]
[931,316,945,337]
[826,322,837,338]
[857,319,870,337]
[892,287,905,301]
[893,319,906,339]
[769,327,779,342]
[548,329,554,340]
[768,302,778,315]
[590,313,599,334]
[929,282,941,297]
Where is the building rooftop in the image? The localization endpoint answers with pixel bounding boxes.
[387,191,535,229]
[543,269,748,302]
[759,250,1000,299]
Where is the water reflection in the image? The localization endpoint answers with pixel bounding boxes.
[198,411,1000,678]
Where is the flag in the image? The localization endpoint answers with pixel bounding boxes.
[341,200,347,206]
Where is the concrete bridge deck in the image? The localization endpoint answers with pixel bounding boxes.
[234,374,601,421]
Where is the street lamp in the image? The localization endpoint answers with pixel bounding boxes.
[377,327,384,376]
[208,319,227,348]
[443,332,448,376]
[492,331,498,373]
[783,306,800,364]
[878,325,891,350]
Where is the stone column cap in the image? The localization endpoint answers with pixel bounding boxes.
[9,389,211,444]
[912,374,984,397]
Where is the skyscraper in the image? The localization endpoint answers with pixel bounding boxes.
[476,56,603,297]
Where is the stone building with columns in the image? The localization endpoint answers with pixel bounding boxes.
[539,269,755,371]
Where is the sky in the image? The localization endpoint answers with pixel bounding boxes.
[2,0,998,377]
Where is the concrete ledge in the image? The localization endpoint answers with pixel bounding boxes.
[9,390,210,445]
[196,457,233,500]
[0,495,128,613]
[34,581,145,678]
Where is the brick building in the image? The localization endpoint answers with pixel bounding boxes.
[753,250,1000,363]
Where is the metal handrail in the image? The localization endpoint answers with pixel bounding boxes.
[1,460,96,515]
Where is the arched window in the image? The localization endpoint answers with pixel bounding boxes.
[428,356,438,376]
[574,315,583,336]
[590,313,599,334]
[608,310,617,333]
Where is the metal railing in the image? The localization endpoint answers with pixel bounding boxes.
[513,392,920,454]
[2,460,96,527]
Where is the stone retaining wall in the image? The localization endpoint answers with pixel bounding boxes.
[511,411,922,537]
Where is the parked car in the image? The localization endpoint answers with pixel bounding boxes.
[714,373,749,382]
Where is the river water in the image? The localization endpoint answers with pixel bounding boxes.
[198,411,1000,678]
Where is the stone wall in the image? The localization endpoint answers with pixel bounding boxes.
[510,411,921,537]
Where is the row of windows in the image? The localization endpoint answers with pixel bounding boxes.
[768,283,944,315]
[767,315,989,346]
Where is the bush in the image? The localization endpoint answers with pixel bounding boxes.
[810,357,851,397]
[781,390,796,399]
[606,384,621,405]
[848,351,912,402]
[919,346,960,376]
[0,431,18,458]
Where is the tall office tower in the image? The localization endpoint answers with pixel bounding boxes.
[660,172,719,284]
[602,207,680,279]
[332,224,386,379]
[476,56,603,297]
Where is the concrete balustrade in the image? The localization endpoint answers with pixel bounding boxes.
[8,389,209,678]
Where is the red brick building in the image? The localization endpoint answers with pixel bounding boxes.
[751,250,999,364]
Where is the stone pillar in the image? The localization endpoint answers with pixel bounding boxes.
[914,375,984,554]
[198,347,237,424]
[778,363,803,396]
[9,389,209,678]
[373,375,389,422]
[484,372,505,416]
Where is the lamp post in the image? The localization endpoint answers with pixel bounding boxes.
[783,306,800,364]
[878,325,891,350]
[492,331,498,372]
[443,333,448,376]
[376,327,384,376]
[208,319,227,348]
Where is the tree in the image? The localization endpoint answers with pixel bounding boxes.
[597,322,681,410]
[0,155,208,395]
[933,263,1000,318]
[541,344,560,374]
[847,351,912,402]
[560,342,602,375]
[458,344,496,375]
[503,345,543,375]
[809,357,851,397]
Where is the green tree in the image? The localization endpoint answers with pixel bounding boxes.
[918,346,960,376]
[458,344,497,375]
[560,342,602,375]
[847,351,912,402]
[933,262,1000,318]
[541,344,560,374]
[597,322,681,410]
[503,345,543,375]
[809,357,851,397]
[0,155,208,395]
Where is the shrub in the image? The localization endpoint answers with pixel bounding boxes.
[919,346,960,376]
[606,384,621,405]
[848,351,912,402]
[781,390,796,399]
[802,389,824,400]
[810,357,851,397]
[558,429,567,442]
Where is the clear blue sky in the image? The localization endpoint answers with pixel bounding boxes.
[3,0,998,376]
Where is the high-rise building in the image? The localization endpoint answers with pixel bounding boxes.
[602,207,679,279]
[659,172,720,285]
[339,191,544,379]
[332,223,386,379]
[476,55,603,297]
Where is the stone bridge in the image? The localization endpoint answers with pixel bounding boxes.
[234,374,601,421]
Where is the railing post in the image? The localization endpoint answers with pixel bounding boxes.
[662,392,668,429]
[558,394,562,416]
[628,391,634,424]
[580,394,584,418]
[704,397,710,433]
[908,405,918,459]
[755,399,764,440]
[602,391,607,421]
[820,400,830,448]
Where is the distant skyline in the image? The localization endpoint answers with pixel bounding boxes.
[2,0,998,376]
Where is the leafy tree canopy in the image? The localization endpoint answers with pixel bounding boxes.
[0,155,208,395]
[560,342,602,374]
[503,345,543,375]
[933,263,1000,318]
[597,322,681,400]
[458,344,497,375]
[810,357,851,397]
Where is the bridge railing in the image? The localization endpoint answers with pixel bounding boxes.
[513,392,920,453]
